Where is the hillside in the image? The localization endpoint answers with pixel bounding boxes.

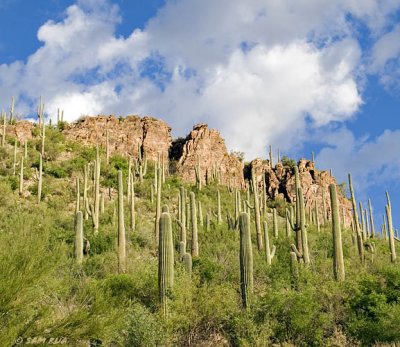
[1,115,400,347]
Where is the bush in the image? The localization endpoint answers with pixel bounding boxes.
[347,269,400,344]
[45,166,68,178]
[124,303,161,347]
[281,156,296,169]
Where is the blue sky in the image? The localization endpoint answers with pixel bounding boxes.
[1,0,400,230]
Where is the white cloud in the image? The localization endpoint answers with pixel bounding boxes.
[369,24,400,88]
[317,128,400,193]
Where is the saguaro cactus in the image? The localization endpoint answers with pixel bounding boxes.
[285,209,291,237]
[135,144,147,182]
[217,190,222,224]
[154,167,162,247]
[386,198,396,263]
[130,174,135,232]
[118,170,126,273]
[13,139,17,175]
[106,129,110,165]
[190,191,199,257]
[239,212,254,309]
[178,187,187,249]
[75,177,80,213]
[158,211,174,316]
[269,145,273,167]
[290,187,310,264]
[19,157,24,195]
[10,96,14,123]
[83,164,89,220]
[37,153,43,203]
[263,221,275,265]
[41,113,46,157]
[75,211,84,264]
[198,200,203,227]
[273,208,278,238]
[194,156,202,190]
[322,189,327,223]
[359,202,366,240]
[2,111,6,147]
[315,200,321,233]
[251,168,263,250]
[330,184,345,281]
[92,146,101,233]
[348,173,364,262]
[368,199,375,238]
[294,166,303,255]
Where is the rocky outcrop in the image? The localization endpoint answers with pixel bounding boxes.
[249,158,352,227]
[6,121,34,143]
[62,115,172,162]
[175,124,244,188]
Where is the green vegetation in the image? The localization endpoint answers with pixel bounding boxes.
[0,123,399,346]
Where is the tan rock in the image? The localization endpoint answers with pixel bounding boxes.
[6,121,34,143]
[62,115,171,162]
[175,124,244,188]
[249,158,353,227]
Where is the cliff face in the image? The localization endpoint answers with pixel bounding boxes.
[249,158,352,227]
[175,124,245,189]
[62,115,172,162]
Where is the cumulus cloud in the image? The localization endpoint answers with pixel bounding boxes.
[0,0,399,161]
[317,128,400,194]
[370,24,400,87]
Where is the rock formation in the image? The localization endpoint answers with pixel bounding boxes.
[249,158,353,227]
[6,121,34,143]
[62,115,172,162]
[174,124,245,189]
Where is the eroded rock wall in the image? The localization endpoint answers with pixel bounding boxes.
[62,115,172,162]
[249,158,352,227]
[175,124,245,189]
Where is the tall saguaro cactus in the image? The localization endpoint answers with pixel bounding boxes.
[290,187,310,264]
[269,145,273,167]
[217,189,222,224]
[75,211,84,264]
[190,191,199,257]
[154,167,162,247]
[293,166,303,255]
[118,170,126,273]
[263,221,275,265]
[194,156,202,190]
[330,184,345,281]
[10,96,14,123]
[348,173,364,262]
[37,153,43,203]
[178,187,187,250]
[158,211,174,316]
[19,157,24,195]
[92,146,101,233]
[385,194,396,263]
[251,169,263,250]
[2,111,6,147]
[273,208,278,238]
[239,212,254,309]
[130,174,135,232]
[368,199,375,238]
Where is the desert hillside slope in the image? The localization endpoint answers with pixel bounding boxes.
[0,114,399,347]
